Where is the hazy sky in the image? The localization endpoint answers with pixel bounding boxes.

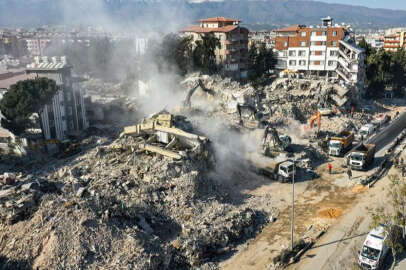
[318,0,406,10]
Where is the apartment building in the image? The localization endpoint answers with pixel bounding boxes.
[182,17,249,80]
[25,56,88,142]
[383,31,406,52]
[274,17,365,89]
[25,38,51,56]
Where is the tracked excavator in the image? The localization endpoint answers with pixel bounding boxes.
[183,79,215,108]
[236,103,258,125]
[262,124,292,153]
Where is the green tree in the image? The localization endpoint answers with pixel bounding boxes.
[192,34,220,74]
[142,33,193,77]
[0,78,59,135]
[369,174,406,269]
[247,44,276,85]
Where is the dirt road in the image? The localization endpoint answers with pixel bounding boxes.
[221,138,400,270]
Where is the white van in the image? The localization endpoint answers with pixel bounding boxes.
[358,226,389,270]
[356,124,376,141]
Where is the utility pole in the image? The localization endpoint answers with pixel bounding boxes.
[291,159,295,251]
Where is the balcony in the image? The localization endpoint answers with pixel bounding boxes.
[310,35,327,42]
[310,45,326,51]
[309,55,326,61]
[336,67,351,83]
[308,64,326,71]
[337,57,351,73]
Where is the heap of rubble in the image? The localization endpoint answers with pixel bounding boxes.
[0,113,269,270]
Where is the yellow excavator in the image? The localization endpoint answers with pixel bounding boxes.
[30,139,81,158]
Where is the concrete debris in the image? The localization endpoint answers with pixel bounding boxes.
[1,71,401,270]
[0,111,268,270]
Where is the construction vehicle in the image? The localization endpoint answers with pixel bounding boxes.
[309,111,321,130]
[247,153,295,182]
[372,114,391,130]
[262,124,292,153]
[183,79,215,108]
[236,103,258,125]
[348,143,375,171]
[328,130,354,156]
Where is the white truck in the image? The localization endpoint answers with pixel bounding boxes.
[328,131,354,157]
[349,143,376,171]
[356,124,376,141]
[358,225,389,270]
[247,153,295,183]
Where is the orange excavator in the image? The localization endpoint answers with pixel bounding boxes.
[309,111,321,131]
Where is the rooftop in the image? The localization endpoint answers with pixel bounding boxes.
[199,17,240,23]
[182,25,239,34]
[26,56,70,71]
[275,25,300,33]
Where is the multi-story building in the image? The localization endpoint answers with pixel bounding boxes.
[182,17,249,80]
[383,31,406,52]
[26,56,88,141]
[274,17,365,90]
[25,38,51,56]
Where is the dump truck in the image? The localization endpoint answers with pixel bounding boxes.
[348,143,375,171]
[247,153,295,182]
[329,130,354,157]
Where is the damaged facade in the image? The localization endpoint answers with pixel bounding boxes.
[26,56,88,141]
[274,17,365,95]
[182,17,249,81]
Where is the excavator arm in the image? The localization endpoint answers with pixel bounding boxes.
[309,112,321,130]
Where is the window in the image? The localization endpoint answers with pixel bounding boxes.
[322,31,327,36]
[298,50,306,56]
[299,60,306,66]
[310,41,317,46]
[289,50,296,57]
[289,60,296,66]
[283,41,288,47]
[330,50,337,56]
[311,31,317,36]
[300,41,306,47]
[301,31,307,37]
[332,31,338,37]
[331,41,338,46]
[328,60,336,66]
[310,51,316,56]
[321,41,327,46]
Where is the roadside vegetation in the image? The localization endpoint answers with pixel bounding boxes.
[359,39,406,98]
[368,174,406,269]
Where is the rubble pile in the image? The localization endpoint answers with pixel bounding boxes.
[182,74,369,134]
[0,114,269,270]
[0,175,59,225]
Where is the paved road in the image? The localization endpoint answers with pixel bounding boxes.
[368,112,406,151]
[288,112,406,270]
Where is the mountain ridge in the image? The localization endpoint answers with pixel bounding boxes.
[0,0,405,29]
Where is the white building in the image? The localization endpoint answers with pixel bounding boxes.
[26,56,88,141]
